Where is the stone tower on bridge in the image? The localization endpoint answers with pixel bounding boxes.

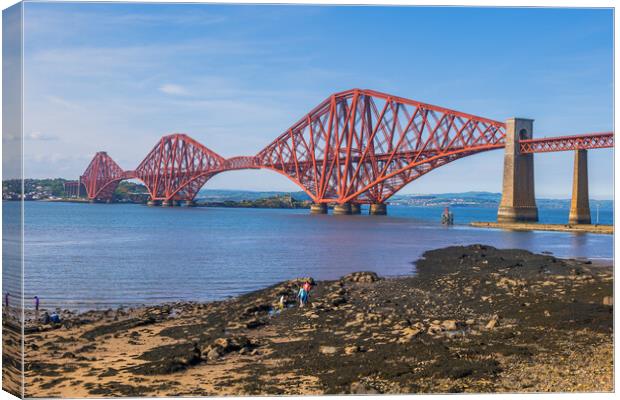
[497,118,539,222]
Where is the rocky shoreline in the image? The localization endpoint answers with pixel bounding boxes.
[6,244,613,396]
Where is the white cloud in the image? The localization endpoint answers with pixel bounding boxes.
[26,132,59,141]
[158,84,189,96]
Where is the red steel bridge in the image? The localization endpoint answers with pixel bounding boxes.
[80,89,613,216]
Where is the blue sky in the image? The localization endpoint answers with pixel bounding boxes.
[16,3,614,198]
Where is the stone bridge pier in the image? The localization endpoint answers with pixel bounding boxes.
[568,149,591,225]
[497,118,593,225]
[497,118,539,222]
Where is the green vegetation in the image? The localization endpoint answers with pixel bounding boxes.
[3,178,70,200]
[4,178,67,197]
[2,178,149,202]
[201,194,310,209]
[113,181,149,202]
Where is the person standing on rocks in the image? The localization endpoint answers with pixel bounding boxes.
[298,284,308,307]
[303,280,314,303]
[34,296,40,320]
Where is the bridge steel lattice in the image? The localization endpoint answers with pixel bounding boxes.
[256,89,507,205]
[79,89,613,210]
[81,151,126,202]
[519,132,614,153]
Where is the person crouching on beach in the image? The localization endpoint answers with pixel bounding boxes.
[298,285,308,307]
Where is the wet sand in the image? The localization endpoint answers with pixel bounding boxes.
[9,244,613,396]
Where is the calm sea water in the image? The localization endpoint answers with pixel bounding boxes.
[6,201,614,311]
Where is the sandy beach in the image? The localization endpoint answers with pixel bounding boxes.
[5,244,613,396]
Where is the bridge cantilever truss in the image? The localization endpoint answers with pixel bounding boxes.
[81,152,126,201]
[519,132,613,153]
[256,89,506,204]
[79,89,614,204]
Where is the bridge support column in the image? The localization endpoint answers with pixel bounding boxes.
[89,199,96,204]
[369,203,387,215]
[497,118,538,222]
[310,203,327,214]
[350,204,361,214]
[185,200,196,207]
[172,200,180,207]
[161,200,172,207]
[333,203,352,215]
[569,149,591,225]
[147,200,157,207]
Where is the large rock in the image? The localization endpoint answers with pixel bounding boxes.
[319,346,338,355]
[350,382,380,394]
[213,337,231,349]
[331,296,347,306]
[206,347,222,361]
[427,321,443,335]
[203,335,254,360]
[441,320,458,331]
[246,318,266,329]
[242,304,272,317]
[180,343,201,366]
[398,327,422,343]
[341,272,381,283]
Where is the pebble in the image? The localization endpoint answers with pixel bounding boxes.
[486,319,498,329]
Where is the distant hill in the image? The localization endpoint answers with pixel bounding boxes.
[197,189,612,210]
[391,191,613,210]
[7,179,611,210]
[390,192,501,207]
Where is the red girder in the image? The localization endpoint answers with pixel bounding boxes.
[223,156,260,170]
[80,152,125,201]
[256,89,506,203]
[134,134,227,201]
[79,89,614,204]
[519,132,614,153]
